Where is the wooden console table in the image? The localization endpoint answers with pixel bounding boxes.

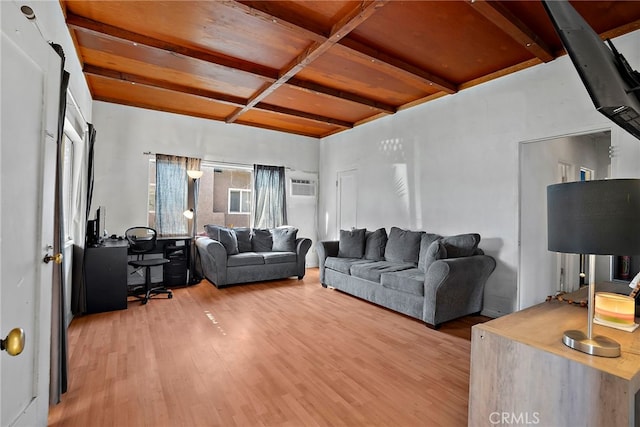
[469,301,640,426]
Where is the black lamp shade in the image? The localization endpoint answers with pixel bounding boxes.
[547,179,640,255]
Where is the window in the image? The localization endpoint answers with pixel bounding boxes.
[228,189,251,214]
[196,163,252,229]
[148,160,253,231]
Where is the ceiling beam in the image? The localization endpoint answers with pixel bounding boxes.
[236,0,457,98]
[66,11,394,115]
[469,0,554,63]
[84,63,352,128]
[225,0,389,123]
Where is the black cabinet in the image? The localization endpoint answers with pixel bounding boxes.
[163,244,188,287]
[84,240,128,313]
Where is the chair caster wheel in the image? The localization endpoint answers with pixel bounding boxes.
[168,293,173,299]
[142,299,148,305]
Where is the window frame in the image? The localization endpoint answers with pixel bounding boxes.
[228,188,252,215]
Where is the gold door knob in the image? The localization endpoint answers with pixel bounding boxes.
[1,328,25,356]
[43,253,63,264]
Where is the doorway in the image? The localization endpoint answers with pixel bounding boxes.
[518,131,611,310]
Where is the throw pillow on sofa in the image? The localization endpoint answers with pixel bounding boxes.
[234,227,253,252]
[442,233,481,258]
[418,233,443,272]
[272,226,298,252]
[252,228,273,252]
[418,240,447,272]
[338,228,366,258]
[205,224,239,255]
[364,228,387,261]
[385,227,423,264]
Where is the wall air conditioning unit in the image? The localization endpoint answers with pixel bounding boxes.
[290,179,316,197]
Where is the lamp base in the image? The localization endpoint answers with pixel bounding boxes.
[562,329,621,357]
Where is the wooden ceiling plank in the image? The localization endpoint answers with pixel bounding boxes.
[469,0,554,63]
[254,103,353,129]
[226,0,388,123]
[459,57,542,90]
[226,0,327,42]
[66,12,279,80]
[87,63,349,128]
[67,10,393,116]
[287,77,396,114]
[92,94,226,123]
[83,64,247,107]
[338,38,458,94]
[600,19,640,42]
[235,0,452,100]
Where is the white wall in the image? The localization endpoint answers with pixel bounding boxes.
[318,30,640,317]
[91,102,320,265]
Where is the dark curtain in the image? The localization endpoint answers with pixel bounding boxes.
[85,124,96,221]
[253,165,287,228]
[49,43,68,404]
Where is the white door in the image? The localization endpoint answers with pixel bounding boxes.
[1,2,60,425]
[337,170,357,233]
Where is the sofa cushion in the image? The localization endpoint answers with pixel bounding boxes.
[364,228,387,261]
[272,226,298,252]
[442,233,480,258]
[384,227,423,264]
[418,239,447,273]
[227,252,265,267]
[262,251,297,264]
[380,268,426,297]
[350,261,415,283]
[252,228,273,252]
[325,257,373,275]
[417,233,442,272]
[204,224,239,255]
[235,227,253,253]
[338,228,366,258]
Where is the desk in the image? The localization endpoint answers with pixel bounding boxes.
[83,237,192,314]
[84,240,128,313]
[127,236,191,287]
[468,301,640,426]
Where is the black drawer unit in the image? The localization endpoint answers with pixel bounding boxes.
[163,244,188,287]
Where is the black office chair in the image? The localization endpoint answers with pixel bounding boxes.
[125,227,172,304]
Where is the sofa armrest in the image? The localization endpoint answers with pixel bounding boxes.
[423,254,496,328]
[295,238,312,279]
[195,237,228,287]
[316,240,339,285]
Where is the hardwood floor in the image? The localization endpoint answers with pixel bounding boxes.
[48,269,490,427]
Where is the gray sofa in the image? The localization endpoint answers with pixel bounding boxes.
[317,227,496,328]
[196,225,312,288]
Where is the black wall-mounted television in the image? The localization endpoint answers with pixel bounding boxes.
[542,0,640,140]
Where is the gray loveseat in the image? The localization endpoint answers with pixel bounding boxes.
[317,227,496,328]
[196,225,312,288]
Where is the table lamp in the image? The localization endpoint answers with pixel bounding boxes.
[547,179,640,357]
